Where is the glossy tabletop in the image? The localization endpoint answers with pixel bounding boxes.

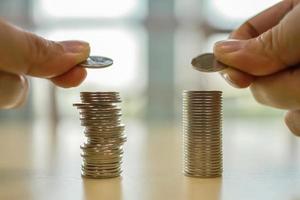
[0,117,300,200]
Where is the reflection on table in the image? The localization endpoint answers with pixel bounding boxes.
[0,116,300,200]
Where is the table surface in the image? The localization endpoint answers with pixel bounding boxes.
[1,117,300,200]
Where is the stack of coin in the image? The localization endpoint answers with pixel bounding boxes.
[183,91,223,178]
[74,92,126,179]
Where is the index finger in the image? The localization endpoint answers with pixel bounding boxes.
[230,0,294,39]
[218,0,294,88]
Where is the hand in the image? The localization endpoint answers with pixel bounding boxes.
[0,19,90,109]
[213,0,300,136]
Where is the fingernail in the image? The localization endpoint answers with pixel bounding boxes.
[59,40,90,63]
[60,40,90,54]
[220,72,240,88]
[214,39,244,53]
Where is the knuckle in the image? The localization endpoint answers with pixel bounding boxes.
[257,27,286,63]
[285,110,300,136]
[24,33,63,74]
[250,80,279,108]
[250,77,300,110]
[249,83,267,105]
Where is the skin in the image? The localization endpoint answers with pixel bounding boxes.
[0,19,90,109]
[213,0,300,136]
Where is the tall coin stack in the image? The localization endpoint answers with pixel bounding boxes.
[183,90,223,178]
[74,92,126,178]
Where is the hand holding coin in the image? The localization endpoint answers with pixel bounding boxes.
[211,0,300,136]
[0,19,92,109]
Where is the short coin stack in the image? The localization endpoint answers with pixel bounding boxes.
[183,90,223,178]
[74,92,126,178]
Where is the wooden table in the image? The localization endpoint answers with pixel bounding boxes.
[1,117,300,200]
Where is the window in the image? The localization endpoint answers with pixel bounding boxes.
[33,0,147,22]
[204,0,281,29]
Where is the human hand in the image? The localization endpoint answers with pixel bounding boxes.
[213,0,300,135]
[0,19,90,109]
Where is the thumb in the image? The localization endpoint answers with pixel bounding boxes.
[0,19,90,78]
[213,33,285,76]
[214,14,300,76]
[24,36,90,78]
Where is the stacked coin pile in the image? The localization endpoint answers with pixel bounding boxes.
[74,92,126,178]
[183,91,223,178]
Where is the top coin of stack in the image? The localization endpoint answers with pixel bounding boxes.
[74,92,126,179]
[80,92,121,103]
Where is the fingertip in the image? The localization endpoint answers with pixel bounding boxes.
[219,68,254,88]
[51,67,87,88]
[214,39,243,54]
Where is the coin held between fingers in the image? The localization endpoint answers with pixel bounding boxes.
[80,56,113,69]
[191,53,228,72]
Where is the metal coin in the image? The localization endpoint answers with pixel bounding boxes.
[191,53,228,72]
[80,56,113,68]
[82,171,121,179]
[80,92,119,96]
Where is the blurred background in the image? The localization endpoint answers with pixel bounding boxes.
[0,0,284,124]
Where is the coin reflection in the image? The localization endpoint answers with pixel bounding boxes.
[82,177,123,200]
[183,176,222,200]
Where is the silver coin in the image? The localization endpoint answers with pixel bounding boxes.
[191,53,228,72]
[80,56,113,68]
[81,171,121,179]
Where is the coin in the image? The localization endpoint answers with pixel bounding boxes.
[80,56,113,68]
[191,53,228,72]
